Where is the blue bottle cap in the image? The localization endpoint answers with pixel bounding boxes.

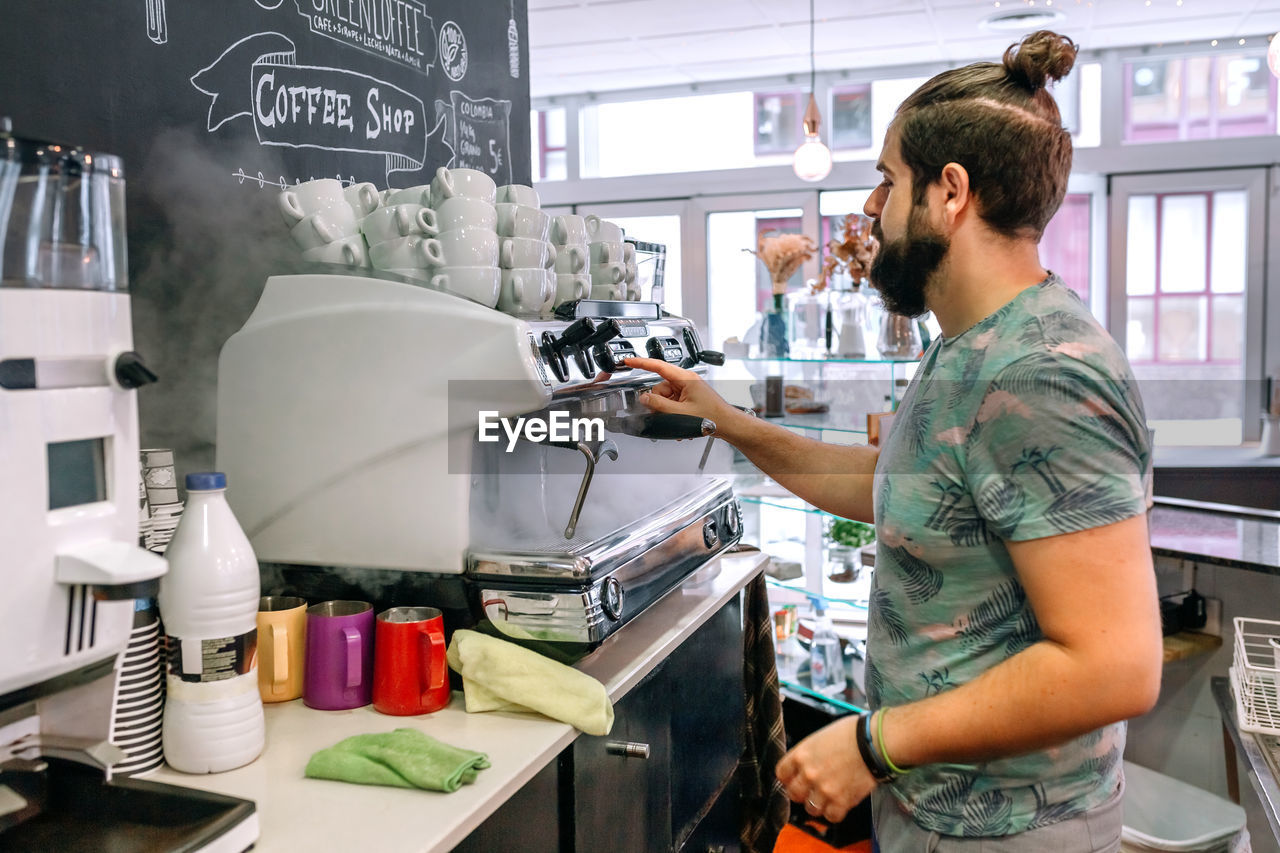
[185,472,227,491]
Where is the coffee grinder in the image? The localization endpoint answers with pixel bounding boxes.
[0,124,257,850]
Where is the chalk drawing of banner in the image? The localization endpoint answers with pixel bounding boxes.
[190,32,446,184]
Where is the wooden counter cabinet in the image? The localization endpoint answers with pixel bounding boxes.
[454,593,746,853]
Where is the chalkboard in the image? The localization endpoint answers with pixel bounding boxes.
[0,0,530,470]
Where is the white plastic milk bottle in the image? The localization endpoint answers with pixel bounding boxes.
[158,472,264,773]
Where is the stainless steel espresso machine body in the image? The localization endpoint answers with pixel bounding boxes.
[0,127,257,850]
[216,271,740,656]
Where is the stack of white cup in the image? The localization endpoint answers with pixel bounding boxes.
[549,214,590,308]
[411,167,503,308]
[279,179,378,267]
[362,182,443,283]
[495,184,554,317]
[584,214,638,301]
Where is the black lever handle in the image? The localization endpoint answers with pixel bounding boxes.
[555,318,596,350]
[580,319,622,348]
[607,413,716,440]
[114,351,159,389]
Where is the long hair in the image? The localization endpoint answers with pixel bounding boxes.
[893,31,1078,240]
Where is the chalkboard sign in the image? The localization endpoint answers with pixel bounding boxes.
[0,0,530,469]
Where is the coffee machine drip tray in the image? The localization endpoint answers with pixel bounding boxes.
[465,479,742,651]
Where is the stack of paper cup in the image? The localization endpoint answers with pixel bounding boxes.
[396,167,502,307]
[585,214,627,301]
[279,178,375,268]
[495,183,553,317]
[140,448,182,553]
[109,598,165,776]
[550,214,590,308]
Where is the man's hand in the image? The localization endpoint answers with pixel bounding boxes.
[623,356,752,441]
[775,715,876,824]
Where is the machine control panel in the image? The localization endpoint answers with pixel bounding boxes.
[645,336,684,364]
[594,339,637,373]
[615,318,649,338]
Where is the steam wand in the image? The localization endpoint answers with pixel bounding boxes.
[559,440,618,539]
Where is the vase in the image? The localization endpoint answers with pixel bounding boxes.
[760,291,790,358]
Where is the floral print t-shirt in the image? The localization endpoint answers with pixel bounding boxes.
[868,275,1152,837]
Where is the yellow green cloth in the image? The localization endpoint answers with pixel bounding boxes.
[304,728,489,792]
[447,629,614,736]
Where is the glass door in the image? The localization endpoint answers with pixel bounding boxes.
[1109,169,1267,444]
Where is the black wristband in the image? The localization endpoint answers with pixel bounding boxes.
[855,711,896,784]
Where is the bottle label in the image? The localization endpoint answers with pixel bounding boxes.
[166,630,257,683]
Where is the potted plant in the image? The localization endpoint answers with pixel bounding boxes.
[746,230,816,358]
[827,517,874,583]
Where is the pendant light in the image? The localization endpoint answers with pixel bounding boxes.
[793,0,832,182]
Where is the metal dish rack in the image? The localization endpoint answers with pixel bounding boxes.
[1230,616,1280,735]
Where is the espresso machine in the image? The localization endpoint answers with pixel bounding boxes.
[0,126,257,850]
[217,270,742,657]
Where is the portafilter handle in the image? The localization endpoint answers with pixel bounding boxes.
[607,413,716,440]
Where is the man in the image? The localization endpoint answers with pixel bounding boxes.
[625,30,1162,852]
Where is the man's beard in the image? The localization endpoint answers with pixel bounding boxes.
[870,208,949,318]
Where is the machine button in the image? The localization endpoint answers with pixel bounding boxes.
[702,518,719,548]
[601,576,624,621]
[724,503,742,539]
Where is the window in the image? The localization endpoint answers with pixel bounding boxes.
[1040,193,1092,309]
[1124,52,1278,142]
[830,85,872,151]
[754,92,803,155]
[531,108,567,182]
[706,207,803,352]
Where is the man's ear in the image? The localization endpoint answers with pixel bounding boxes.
[938,162,971,227]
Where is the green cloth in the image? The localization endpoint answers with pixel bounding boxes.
[304,728,490,792]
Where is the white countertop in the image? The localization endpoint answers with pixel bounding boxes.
[149,551,766,853]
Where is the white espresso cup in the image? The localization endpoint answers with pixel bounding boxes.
[590,283,622,301]
[497,184,540,207]
[622,242,636,263]
[554,243,587,274]
[554,272,590,306]
[431,166,498,206]
[369,234,445,269]
[625,280,642,301]
[589,241,626,265]
[279,178,347,224]
[430,265,501,308]
[500,236,552,270]
[624,261,638,285]
[590,261,626,287]
[360,204,439,244]
[301,235,368,267]
[495,203,550,240]
[435,227,500,267]
[290,205,357,250]
[343,182,381,218]
[384,184,433,208]
[434,197,498,233]
[584,214,623,243]
[499,268,552,316]
[551,214,588,246]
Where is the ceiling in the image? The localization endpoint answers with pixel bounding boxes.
[527,0,1280,98]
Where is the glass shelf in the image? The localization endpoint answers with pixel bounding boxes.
[779,677,868,715]
[741,494,840,518]
[729,354,919,365]
[765,574,869,610]
[767,412,868,435]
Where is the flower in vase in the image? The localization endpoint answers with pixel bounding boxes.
[821,213,879,288]
[746,230,817,296]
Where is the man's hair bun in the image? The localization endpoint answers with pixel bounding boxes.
[1002,30,1078,90]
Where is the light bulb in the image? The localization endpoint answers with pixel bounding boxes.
[793,134,833,182]
[1269,32,1280,78]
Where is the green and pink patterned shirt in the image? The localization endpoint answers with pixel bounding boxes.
[869,274,1152,836]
